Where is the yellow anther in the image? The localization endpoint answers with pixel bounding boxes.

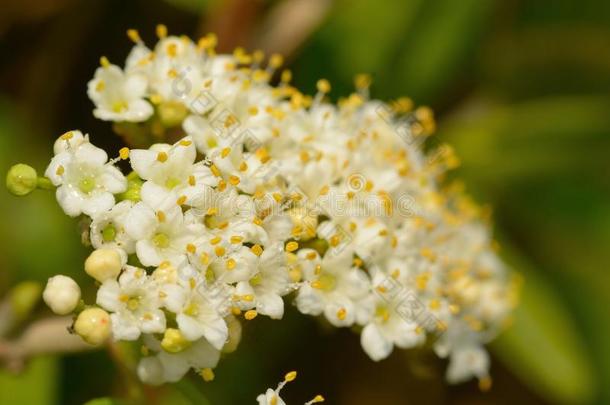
[281,69,292,83]
[269,54,284,69]
[119,147,130,160]
[215,246,225,257]
[198,33,217,51]
[251,244,263,256]
[95,81,105,92]
[167,68,178,78]
[230,235,243,244]
[306,252,318,260]
[319,185,329,196]
[228,175,240,185]
[337,308,346,320]
[354,73,372,90]
[56,165,65,176]
[100,56,110,68]
[309,394,325,403]
[166,43,177,57]
[156,24,168,39]
[186,243,196,254]
[231,306,241,315]
[210,236,221,245]
[252,217,263,226]
[272,192,283,203]
[242,294,254,302]
[179,140,192,147]
[248,106,259,116]
[284,371,297,382]
[127,29,141,43]
[201,368,215,382]
[218,180,227,192]
[329,234,341,247]
[188,175,196,186]
[285,241,299,252]
[316,79,331,93]
[176,195,187,206]
[244,310,258,320]
[206,207,218,216]
[157,152,168,162]
[238,161,248,172]
[156,211,166,222]
[210,164,221,177]
[60,131,74,140]
[226,258,236,270]
[220,147,231,158]
[429,299,441,310]
[255,147,270,164]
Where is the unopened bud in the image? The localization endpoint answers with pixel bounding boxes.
[74,307,111,345]
[85,248,122,282]
[43,275,81,315]
[6,164,37,196]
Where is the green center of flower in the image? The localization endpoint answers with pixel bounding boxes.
[152,233,170,249]
[165,177,181,189]
[205,267,216,283]
[79,177,96,194]
[249,273,263,287]
[375,305,390,323]
[102,224,117,242]
[112,100,128,113]
[184,302,199,316]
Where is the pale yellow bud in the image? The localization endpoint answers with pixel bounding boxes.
[85,248,122,282]
[74,308,111,345]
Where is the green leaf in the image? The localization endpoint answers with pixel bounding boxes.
[0,356,58,405]
[491,240,597,404]
[388,0,495,103]
[437,95,610,185]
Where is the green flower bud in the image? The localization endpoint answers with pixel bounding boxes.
[6,164,38,196]
[10,281,42,320]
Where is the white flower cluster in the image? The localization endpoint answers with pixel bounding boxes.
[41,26,518,388]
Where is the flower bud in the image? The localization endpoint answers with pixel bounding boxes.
[6,164,37,196]
[10,281,42,320]
[43,275,81,315]
[85,248,122,282]
[74,307,111,345]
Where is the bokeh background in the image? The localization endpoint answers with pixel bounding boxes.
[1,0,609,404]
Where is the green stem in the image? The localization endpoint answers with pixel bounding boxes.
[37,176,55,190]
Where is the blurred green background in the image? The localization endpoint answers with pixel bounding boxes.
[1,0,609,404]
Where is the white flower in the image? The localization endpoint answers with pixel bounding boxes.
[446,345,490,385]
[161,271,230,350]
[90,200,136,254]
[137,334,221,384]
[45,140,127,217]
[234,243,291,319]
[295,248,371,327]
[96,266,166,340]
[129,137,216,199]
[124,186,200,267]
[87,61,153,122]
[43,275,81,315]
